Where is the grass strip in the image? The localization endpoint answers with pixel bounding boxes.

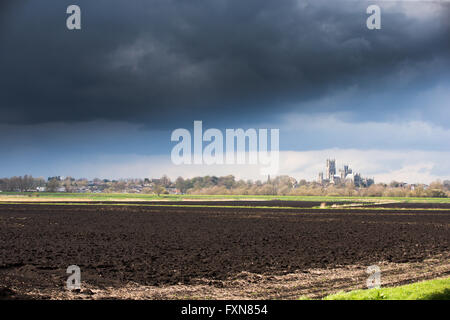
[322,277,450,300]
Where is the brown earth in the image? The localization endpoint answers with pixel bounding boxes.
[0,203,448,299]
[365,202,450,209]
[0,200,355,207]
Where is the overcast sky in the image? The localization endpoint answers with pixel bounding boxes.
[1,0,449,183]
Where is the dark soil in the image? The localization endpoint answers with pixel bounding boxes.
[0,200,354,207]
[366,202,450,209]
[0,203,448,293]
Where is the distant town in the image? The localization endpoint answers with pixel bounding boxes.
[0,159,449,197]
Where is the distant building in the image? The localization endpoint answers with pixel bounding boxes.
[166,187,181,195]
[340,165,352,180]
[318,172,324,184]
[326,159,336,181]
[318,159,373,187]
[48,176,63,181]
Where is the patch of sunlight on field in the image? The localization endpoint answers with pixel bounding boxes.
[323,277,450,300]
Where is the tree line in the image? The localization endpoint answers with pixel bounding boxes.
[0,175,449,198]
[0,175,45,192]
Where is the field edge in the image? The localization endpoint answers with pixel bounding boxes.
[322,277,450,300]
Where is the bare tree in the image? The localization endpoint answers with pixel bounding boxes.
[47,179,61,192]
[154,185,165,196]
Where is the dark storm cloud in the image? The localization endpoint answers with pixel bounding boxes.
[0,0,449,128]
[0,0,16,16]
[0,0,25,28]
